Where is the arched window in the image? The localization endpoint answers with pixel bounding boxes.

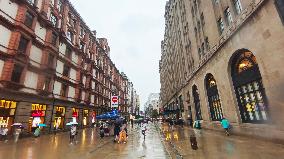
[231,50,268,123]
[205,74,223,121]
[192,85,202,120]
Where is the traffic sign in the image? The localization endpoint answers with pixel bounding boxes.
[111,96,119,108]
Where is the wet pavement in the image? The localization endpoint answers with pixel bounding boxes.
[158,123,284,159]
[0,123,170,159]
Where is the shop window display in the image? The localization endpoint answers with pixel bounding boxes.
[29,104,46,132]
[54,106,65,129]
[83,110,89,126]
[0,100,17,133]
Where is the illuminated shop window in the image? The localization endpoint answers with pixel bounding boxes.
[205,74,223,121]
[231,50,268,123]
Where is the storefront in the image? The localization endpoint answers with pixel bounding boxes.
[0,99,17,133]
[83,109,89,126]
[72,108,79,123]
[29,104,46,132]
[54,106,65,129]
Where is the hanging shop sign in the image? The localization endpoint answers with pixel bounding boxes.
[31,104,46,117]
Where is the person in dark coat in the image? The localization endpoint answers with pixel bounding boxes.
[114,122,121,142]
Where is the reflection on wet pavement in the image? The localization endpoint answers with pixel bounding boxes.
[0,123,170,159]
[159,123,284,159]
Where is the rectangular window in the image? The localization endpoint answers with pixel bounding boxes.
[18,36,29,54]
[217,18,224,34]
[214,0,219,4]
[275,0,284,24]
[11,64,24,83]
[61,84,67,97]
[67,31,74,42]
[43,77,51,91]
[47,53,54,67]
[50,13,57,27]
[24,11,34,28]
[62,65,70,77]
[27,0,35,5]
[205,37,210,50]
[224,7,233,25]
[80,42,85,52]
[233,0,242,15]
[57,0,63,12]
[51,32,57,45]
[65,47,72,59]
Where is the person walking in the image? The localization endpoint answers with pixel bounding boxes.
[14,127,22,143]
[1,127,8,143]
[34,127,41,138]
[189,128,198,150]
[70,125,76,144]
[114,122,121,142]
[220,118,230,136]
[99,123,104,139]
[169,118,174,131]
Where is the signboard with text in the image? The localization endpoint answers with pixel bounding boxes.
[111,96,119,108]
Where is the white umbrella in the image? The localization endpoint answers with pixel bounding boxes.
[12,123,22,126]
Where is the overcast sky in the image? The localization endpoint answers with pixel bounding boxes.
[69,0,166,109]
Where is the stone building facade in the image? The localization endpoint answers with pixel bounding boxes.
[0,0,135,134]
[160,0,284,142]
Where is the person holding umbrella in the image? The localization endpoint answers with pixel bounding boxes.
[12,123,23,143]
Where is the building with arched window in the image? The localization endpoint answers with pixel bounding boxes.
[160,0,284,141]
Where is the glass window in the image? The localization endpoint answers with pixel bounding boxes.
[233,0,242,14]
[51,32,57,45]
[224,7,233,25]
[217,18,224,34]
[201,13,205,26]
[18,36,29,54]
[205,37,210,50]
[231,51,269,123]
[50,13,57,27]
[57,0,63,12]
[67,31,74,42]
[43,77,51,91]
[192,85,202,120]
[27,0,35,5]
[205,74,223,121]
[61,84,67,97]
[63,65,70,77]
[24,11,34,28]
[48,53,54,67]
[65,47,72,59]
[11,64,24,83]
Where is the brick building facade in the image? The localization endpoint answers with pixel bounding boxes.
[0,0,134,134]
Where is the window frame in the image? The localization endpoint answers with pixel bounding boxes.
[11,64,24,83]
[24,11,34,28]
[217,17,225,34]
[18,35,29,54]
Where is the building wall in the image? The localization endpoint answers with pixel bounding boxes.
[160,0,284,141]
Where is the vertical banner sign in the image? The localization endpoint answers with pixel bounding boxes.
[111,96,119,108]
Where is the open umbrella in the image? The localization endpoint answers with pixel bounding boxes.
[38,123,46,127]
[12,123,22,126]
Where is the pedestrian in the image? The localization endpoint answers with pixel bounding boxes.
[34,127,41,138]
[70,125,76,144]
[193,120,201,129]
[169,118,174,131]
[113,122,120,142]
[99,123,104,138]
[14,126,22,143]
[1,127,8,143]
[141,125,147,140]
[220,118,230,136]
[130,119,134,128]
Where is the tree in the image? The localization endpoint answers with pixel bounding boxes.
[151,109,159,119]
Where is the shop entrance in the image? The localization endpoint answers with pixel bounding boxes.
[29,104,46,132]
